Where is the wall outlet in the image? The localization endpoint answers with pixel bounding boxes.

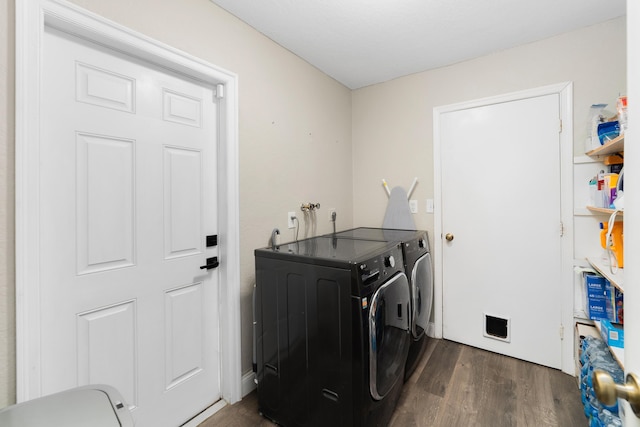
[328,208,336,221]
[409,199,418,214]
[426,199,434,213]
[287,211,296,229]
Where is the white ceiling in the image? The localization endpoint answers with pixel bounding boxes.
[210,0,626,89]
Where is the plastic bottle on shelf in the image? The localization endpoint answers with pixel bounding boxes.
[599,408,623,426]
[616,96,628,135]
[589,177,598,207]
[580,335,625,423]
[586,104,610,152]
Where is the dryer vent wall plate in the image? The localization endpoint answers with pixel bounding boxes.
[483,313,511,342]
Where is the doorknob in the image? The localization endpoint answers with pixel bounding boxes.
[200,257,219,270]
[593,370,640,416]
[445,233,454,242]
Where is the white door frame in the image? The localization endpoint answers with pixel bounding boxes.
[15,0,242,404]
[433,82,575,374]
[624,2,640,424]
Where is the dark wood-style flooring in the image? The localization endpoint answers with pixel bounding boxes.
[199,339,585,426]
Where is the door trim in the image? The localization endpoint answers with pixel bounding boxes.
[432,82,574,374]
[15,0,242,404]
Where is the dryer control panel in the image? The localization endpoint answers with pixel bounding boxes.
[356,244,404,296]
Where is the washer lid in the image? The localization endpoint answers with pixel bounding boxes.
[0,385,134,427]
[330,227,426,244]
[256,236,397,264]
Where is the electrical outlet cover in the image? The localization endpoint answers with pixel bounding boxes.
[426,199,434,213]
[287,211,296,229]
[409,200,418,214]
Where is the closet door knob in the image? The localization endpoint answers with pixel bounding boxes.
[594,370,640,416]
[445,233,454,242]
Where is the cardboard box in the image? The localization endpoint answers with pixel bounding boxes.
[585,273,622,322]
[605,286,624,324]
[588,300,607,320]
[600,319,624,348]
[585,273,607,297]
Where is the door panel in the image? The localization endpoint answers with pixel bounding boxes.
[77,301,138,409]
[77,133,136,273]
[163,146,203,259]
[440,94,563,369]
[163,89,203,127]
[41,27,220,426]
[75,61,136,112]
[164,283,204,390]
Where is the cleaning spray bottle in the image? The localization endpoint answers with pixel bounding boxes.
[600,221,624,268]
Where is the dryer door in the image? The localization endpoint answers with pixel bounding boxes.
[369,272,410,400]
[411,252,433,339]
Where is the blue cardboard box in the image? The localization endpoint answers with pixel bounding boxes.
[588,299,607,320]
[586,273,607,298]
[605,286,624,324]
[584,273,623,322]
[600,319,624,348]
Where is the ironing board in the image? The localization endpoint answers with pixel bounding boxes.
[382,186,416,230]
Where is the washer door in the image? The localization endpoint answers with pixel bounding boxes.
[369,272,410,401]
[411,252,433,339]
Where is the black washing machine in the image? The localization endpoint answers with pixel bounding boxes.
[327,228,433,381]
[254,236,411,426]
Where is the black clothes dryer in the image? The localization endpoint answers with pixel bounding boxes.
[328,228,433,381]
[254,236,411,427]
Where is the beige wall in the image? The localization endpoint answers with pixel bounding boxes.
[0,0,627,409]
[352,17,626,251]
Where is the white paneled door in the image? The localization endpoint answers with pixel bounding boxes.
[39,27,220,426]
[439,93,564,369]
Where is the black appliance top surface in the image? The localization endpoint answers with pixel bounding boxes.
[255,236,397,265]
[329,227,426,243]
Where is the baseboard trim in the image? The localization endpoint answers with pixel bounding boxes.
[183,399,227,427]
[182,372,255,426]
[242,370,257,397]
[426,321,436,338]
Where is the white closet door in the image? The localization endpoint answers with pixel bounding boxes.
[440,93,563,369]
[39,27,221,426]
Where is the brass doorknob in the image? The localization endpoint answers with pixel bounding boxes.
[594,370,640,417]
[445,233,454,242]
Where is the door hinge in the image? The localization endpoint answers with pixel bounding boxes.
[560,221,564,237]
[559,324,564,340]
[215,83,225,99]
[559,119,563,133]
